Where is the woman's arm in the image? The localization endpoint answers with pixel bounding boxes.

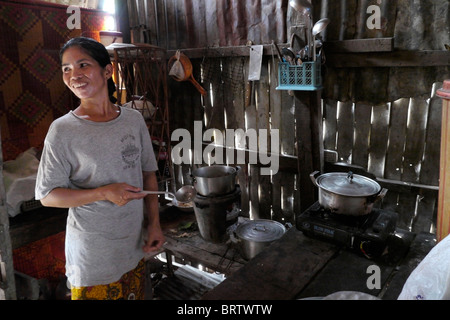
[39,183,146,208]
[142,171,165,252]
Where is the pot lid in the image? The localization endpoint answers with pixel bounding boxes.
[236,220,286,242]
[316,172,381,197]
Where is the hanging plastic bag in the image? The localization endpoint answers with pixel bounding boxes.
[398,234,450,300]
[168,50,185,80]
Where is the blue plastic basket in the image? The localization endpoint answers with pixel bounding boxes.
[276,61,322,91]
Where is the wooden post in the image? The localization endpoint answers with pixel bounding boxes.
[289,24,323,212]
[295,90,322,212]
[437,80,450,242]
[0,135,16,300]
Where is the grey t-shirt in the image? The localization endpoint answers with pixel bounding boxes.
[35,106,158,287]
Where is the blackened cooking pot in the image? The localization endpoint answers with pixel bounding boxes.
[310,171,387,216]
[191,165,240,196]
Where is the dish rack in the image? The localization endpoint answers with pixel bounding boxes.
[276,60,322,91]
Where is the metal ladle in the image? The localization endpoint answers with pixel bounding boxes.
[312,18,330,61]
[140,185,196,208]
[289,0,313,15]
[281,47,296,65]
[289,0,313,61]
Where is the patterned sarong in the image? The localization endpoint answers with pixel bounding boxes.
[71,260,146,300]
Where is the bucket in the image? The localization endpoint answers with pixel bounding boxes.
[193,186,241,243]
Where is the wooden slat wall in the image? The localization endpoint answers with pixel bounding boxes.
[127,0,288,49]
[124,0,442,232]
[323,83,443,233]
[169,56,300,225]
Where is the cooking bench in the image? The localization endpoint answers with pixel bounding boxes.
[157,206,247,276]
[158,204,435,300]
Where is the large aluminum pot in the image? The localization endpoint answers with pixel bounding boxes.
[310,171,387,216]
[232,219,286,260]
[192,165,240,196]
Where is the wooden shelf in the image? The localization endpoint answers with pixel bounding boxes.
[9,207,68,250]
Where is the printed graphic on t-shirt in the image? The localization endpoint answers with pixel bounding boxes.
[120,134,140,169]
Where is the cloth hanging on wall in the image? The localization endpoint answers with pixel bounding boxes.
[0,0,108,161]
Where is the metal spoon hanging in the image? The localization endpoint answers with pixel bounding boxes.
[289,0,313,15]
[312,18,330,61]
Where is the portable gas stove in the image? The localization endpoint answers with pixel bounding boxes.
[296,202,398,258]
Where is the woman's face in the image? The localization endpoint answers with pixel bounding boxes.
[61,46,112,102]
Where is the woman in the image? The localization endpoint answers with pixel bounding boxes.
[35,37,165,300]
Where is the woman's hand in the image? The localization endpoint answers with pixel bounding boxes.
[100,183,147,206]
[143,223,165,253]
[142,171,164,252]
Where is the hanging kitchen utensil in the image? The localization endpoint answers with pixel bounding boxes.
[289,0,313,14]
[247,78,257,120]
[248,45,263,81]
[312,18,330,39]
[281,47,296,65]
[271,40,283,62]
[315,39,326,64]
[289,0,313,61]
[312,18,330,61]
[290,33,305,63]
[168,51,206,96]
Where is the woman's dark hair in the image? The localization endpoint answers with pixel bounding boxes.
[60,37,117,103]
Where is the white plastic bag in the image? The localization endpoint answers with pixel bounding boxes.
[323,291,380,300]
[3,148,40,217]
[169,50,185,80]
[398,234,450,300]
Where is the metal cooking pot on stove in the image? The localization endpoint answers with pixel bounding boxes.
[191,165,240,196]
[231,219,286,260]
[310,171,387,216]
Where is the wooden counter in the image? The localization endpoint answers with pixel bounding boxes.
[203,229,435,300]
[158,206,247,276]
[202,227,338,300]
[158,207,436,300]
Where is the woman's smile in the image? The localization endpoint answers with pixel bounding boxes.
[61,47,109,101]
[72,81,88,89]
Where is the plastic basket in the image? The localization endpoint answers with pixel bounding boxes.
[20,199,43,212]
[276,61,322,91]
